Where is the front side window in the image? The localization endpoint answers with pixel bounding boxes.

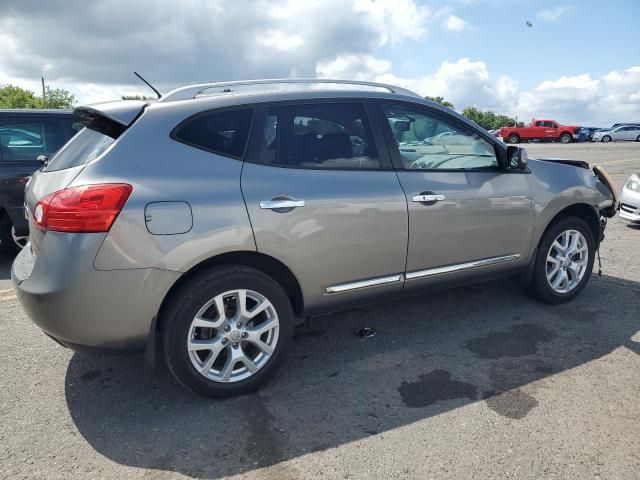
[382,104,498,170]
[259,103,380,169]
[172,108,254,158]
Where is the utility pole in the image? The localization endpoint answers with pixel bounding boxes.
[41,77,46,101]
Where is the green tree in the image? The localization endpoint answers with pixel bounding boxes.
[41,86,76,108]
[461,106,522,130]
[0,84,76,109]
[424,96,454,109]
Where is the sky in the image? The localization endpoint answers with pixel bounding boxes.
[1,0,638,126]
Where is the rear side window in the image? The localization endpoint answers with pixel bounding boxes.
[0,117,79,162]
[259,103,380,169]
[172,108,254,158]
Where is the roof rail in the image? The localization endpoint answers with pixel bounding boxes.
[158,78,421,102]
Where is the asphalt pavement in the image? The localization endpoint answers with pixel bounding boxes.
[0,142,639,479]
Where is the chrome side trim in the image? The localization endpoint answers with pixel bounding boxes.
[326,274,403,294]
[405,254,521,280]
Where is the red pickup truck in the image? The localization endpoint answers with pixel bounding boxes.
[501,119,580,144]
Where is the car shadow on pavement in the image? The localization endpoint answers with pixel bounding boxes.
[65,274,640,479]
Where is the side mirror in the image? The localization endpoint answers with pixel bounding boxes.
[394,120,411,132]
[36,154,49,167]
[506,146,527,171]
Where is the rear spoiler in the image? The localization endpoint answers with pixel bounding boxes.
[74,100,148,139]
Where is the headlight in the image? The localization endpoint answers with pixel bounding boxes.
[626,174,640,192]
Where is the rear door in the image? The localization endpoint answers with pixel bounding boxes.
[375,101,534,289]
[241,100,408,311]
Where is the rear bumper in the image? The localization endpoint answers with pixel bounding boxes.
[12,231,180,351]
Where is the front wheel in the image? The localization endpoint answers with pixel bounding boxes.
[602,135,612,143]
[527,217,595,304]
[162,265,294,398]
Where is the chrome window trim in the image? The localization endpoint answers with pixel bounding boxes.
[326,274,403,293]
[405,254,521,280]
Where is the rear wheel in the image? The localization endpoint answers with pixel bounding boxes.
[507,134,520,144]
[0,216,27,253]
[559,133,572,143]
[636,135,640,142]
[162,265,294,398]
[527,216,595,304]
[602,135,612,143]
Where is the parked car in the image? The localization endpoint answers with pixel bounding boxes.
[12,79,617,398]
[578,127,602,142]
[591,125,640,143]
[620,173,640,223]
[501,119,580,144]
[0,109,81,250]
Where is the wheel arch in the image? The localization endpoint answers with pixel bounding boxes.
[538,203,601,249]
[157,250,305,325]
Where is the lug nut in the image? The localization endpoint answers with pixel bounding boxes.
[221,338,228,345]
[224,325,231,332]
[232,342,239,349]
[236,322,243,329]
[241,332,248,338]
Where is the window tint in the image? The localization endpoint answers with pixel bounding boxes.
[259,103,380,169]
[382,104,498,170]
[172,108,253,158]
[0,118,78,162]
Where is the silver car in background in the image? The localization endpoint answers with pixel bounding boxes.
[620,173,640,223]
[12,79,617,398]
[592,125,640,143]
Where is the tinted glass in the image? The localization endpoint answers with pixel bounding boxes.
[173,108,253,158]
[44,127,114,171]
[0,118,78,162]
[382,104,498,170]
[259,103,380,169]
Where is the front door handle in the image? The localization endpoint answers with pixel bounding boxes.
[412,193,446,203]
[260,197,306,210]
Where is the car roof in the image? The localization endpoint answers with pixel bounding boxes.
[0,108,74,115]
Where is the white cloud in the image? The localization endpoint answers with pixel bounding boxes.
[316,53,640,125]
[444,14,469,32]
[0,0,431,102]
[537,6,573,22]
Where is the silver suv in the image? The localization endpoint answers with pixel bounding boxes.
[12,79,617,397]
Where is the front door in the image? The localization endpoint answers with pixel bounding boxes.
[241,101,408,311]
[376,102,534,288]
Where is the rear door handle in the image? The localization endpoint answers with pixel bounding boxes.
[412,194,445,203]
[259,198,306,210]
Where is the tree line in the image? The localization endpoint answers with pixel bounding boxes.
[0,84,522,131]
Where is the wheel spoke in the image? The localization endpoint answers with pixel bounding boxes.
[247,318,278,337]
[193,296,226,329]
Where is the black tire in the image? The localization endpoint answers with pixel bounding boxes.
[636,135,640,142]
[161,264,294,398]
[559,133,572,144]
[527,216,596,304]
[602,135,611,143]
[507,134,520,144]
[0,216,25,253]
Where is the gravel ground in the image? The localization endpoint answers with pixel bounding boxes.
[0,142,638,480]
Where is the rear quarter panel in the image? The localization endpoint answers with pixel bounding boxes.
[75,104,256,272]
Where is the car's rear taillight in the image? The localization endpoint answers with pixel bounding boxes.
[33,184,133,233]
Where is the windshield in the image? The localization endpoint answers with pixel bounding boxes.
[43,127,115,172]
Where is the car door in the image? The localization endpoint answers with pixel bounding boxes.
[241,100,408,311]
[375,101,534,289]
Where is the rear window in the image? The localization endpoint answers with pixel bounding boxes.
[43,127,114,172]
[171,108,254,159]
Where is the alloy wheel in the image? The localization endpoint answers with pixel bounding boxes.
[546,229,589,294]
[11,226,28,250]
[186,289,279,383]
